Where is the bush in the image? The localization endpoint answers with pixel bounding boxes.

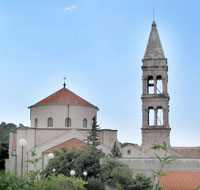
[86,177,105,190]
[44,146,102,179]
[128,174,153,190]
[31,174,87,190]
[0,171,30,190]
[100,157,133,188]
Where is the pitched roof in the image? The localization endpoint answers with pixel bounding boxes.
[171,147,200,159]
[44,138,87,153]
[144,21,165,59]
[29,87,98,109]
[159,172,200,190]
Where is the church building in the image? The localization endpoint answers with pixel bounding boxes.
[6,84,117,175]
[6,21,200,189]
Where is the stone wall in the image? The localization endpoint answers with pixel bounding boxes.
[119,158,200,177]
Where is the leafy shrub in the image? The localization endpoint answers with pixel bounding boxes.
[0,171,30,190]
[100,157,133,188]
[44,146,102,179]
[128,174,153,190]
[86,177,105,190]
[51,174,87,190]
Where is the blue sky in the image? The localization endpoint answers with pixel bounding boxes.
[0,0,200,146]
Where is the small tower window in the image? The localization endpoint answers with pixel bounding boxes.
[83,118,87,128]
[65,117,71,128]
[147,76,154,94]
[156,76,163,94]
[47,117,53,127]
[148,107,154,126]
[127,150,131,155]
[34,118,38,128]
[157,107,163,126]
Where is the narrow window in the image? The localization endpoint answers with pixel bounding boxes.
[156,76,163,94]
[127,150,131,155]
[65,117,71,127]
[148,107,154,126]
[157,107,163,126]
[47,117,53,127]
[83,118,87,128]
[148,76,154,94]
[34,118,38,128]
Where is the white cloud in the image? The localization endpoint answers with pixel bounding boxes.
[64,5,77,12]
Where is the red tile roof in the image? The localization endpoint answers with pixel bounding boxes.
[160,172,200,190]
[29,87,98,109]
[44,138,87,153]
[13,134,16,151]
[171,147,200,158]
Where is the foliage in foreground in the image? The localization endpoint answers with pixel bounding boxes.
[86,177,105,190]
[0,171,30,190]
[0,171,87,190]
[44,146,102,179]
[101,157,153,190]
[25,150,43,182]
[151,142,175,190]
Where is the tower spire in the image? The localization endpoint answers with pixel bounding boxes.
[144,20,165,59]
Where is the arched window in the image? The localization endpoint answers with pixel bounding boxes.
[157,107,163,126]
[47,117,53,127]
[127,150,131,155]
[65,117,71,128]
[83,118,87,128]
[34,118,38,128]
[156,76,163,94]
[147,76,154,94]
[148,107,154,126]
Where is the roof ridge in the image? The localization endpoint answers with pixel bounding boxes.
[29,87,98,109]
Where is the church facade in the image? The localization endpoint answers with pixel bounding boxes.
[6,86,117,176]
[6,21,200,179]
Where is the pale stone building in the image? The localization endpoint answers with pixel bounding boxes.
[6,85,117,176]
[6,21,200,182]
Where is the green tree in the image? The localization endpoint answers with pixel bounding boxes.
[151,142,175,190]
[128,174,153,190]
[86,116,100,147]
[44,146,102,179]
[0,122,17,170]
[100,157,133,188]
[43,148,81,177]
[100,157,152,190]
[111,141,122,158]
[25,150,43,182]
[0,122,16,143]
[0,143,8,170]
[86,177,105,190]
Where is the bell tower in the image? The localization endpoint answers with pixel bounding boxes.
[141,21,171,148]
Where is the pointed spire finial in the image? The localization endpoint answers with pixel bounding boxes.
[63,77,66,88]
[153,4,155,21]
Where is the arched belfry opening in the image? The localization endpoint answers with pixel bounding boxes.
[157,106,163,126]
[147,76,154,94]
[156,76,163,94]
[141,21,171,147]
[148,107,154,126]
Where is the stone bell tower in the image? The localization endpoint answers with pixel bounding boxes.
[141,21,171,148]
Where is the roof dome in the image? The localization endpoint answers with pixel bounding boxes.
[29,87,98,109]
